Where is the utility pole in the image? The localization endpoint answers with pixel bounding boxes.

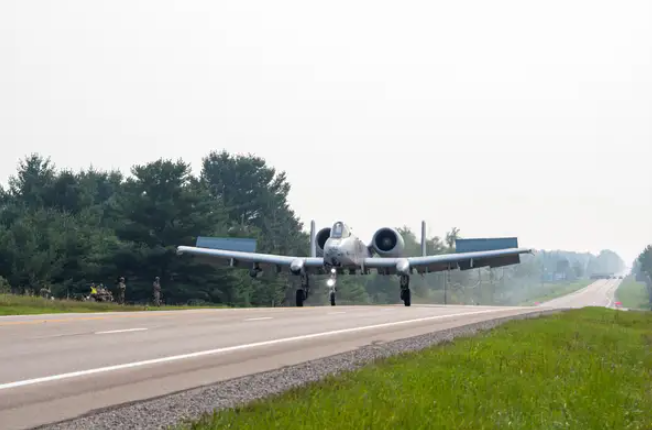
[420,220,427,257]
[501,267,505,303]
[310,220,316,258]
[444,266,450,305]
[647,273,652,310]
[489,269,494,304]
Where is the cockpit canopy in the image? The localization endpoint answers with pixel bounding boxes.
[330,221,350,239]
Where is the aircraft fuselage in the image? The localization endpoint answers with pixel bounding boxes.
[311,220,412,306]
[323,235,371,269]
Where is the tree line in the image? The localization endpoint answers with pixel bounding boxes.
[0,152,627,307]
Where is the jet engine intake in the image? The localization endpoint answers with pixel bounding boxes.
[371,227,405,257]
[315,227,331,257]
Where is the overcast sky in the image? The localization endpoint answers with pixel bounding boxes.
[1,0,650,264]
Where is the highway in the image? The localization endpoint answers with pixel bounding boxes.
[0,278,622,430]
[537,278,622,308]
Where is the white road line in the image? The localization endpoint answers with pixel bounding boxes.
[95,328,148,335]
[33,333,75,339]
[327,311,346,315]
[0,308,513,391]
[244,317,273,322]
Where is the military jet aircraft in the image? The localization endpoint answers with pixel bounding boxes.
[176,220,533,307]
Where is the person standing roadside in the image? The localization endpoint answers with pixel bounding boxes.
[117,277,126,304]
[153,277,161,306]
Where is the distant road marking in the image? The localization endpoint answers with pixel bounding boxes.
[0,311,220,327]
[0,307,353,327]
[244,317,273,322]
[0,308,520,391]
[327,311,346,315]
[33,333,76,339]
[95,328,148,335]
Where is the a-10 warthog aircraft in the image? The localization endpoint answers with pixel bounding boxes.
[176,220,533,307]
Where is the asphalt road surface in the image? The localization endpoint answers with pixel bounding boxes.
[0,279,622,430]
[537,278,622,309]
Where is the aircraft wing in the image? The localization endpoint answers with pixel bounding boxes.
[362,248,534,275]
[176,246,325,274]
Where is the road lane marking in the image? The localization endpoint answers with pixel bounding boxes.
[95,328,148,335]
[0,308,519,391]
[0,307,364,327]
[33,333,75,339]
[0,311,220,327]
[243,317,273,322]
[33,332,87,339]
[327,311,346,315]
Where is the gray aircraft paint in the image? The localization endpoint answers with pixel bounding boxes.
[178,220,533,278]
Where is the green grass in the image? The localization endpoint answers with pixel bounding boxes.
[616,278,651,311]
[179,308,652,430]
[520,280,592,305]
[0,293,227,315]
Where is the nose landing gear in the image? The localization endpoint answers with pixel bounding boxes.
[327,268,337,306]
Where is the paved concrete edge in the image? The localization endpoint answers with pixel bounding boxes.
[35,307,571,430]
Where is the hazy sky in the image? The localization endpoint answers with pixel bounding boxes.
[1,0,650,264]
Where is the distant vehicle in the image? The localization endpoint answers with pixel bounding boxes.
[177,220,533,307]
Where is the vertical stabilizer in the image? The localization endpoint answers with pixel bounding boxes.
[421,220,427,256]
[310,220,316,257]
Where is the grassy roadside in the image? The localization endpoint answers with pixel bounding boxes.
[0,293,227,315]
[616,277,651,311]
[179,308,652,430]
[519,279,592,305]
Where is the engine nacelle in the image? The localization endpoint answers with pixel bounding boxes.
[371,227,405,257]
[315,227,331,257]
[290,258,305,275]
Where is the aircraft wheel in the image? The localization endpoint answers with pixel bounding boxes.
[295,289,305,307]
[403,289,411,307]
[329,291,336,306]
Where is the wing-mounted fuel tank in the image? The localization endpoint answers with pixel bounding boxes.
[370,227,405,257]
[314,227,331,257]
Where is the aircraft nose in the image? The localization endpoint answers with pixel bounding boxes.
[326,248,339,259]
[325,243,343,266]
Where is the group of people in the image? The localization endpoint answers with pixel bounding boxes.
[88,283,113,302]
[88,276,162,305]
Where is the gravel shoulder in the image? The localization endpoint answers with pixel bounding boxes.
[36,308,565,430]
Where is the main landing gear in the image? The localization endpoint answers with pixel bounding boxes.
[399,274,411,306]
[295,273,310,307]
[327,268,337,306]
[295,269,338,307]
